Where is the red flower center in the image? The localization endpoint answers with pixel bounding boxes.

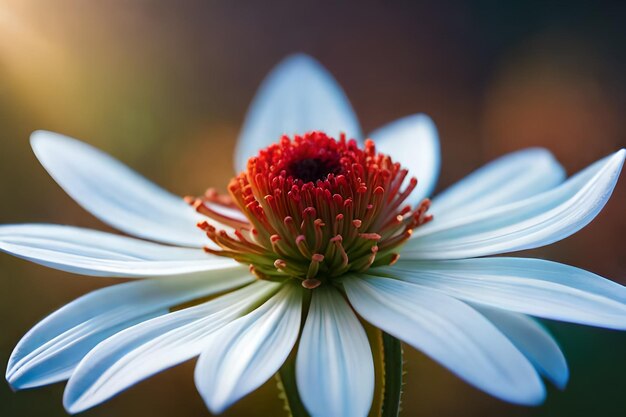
[186,131,432,289]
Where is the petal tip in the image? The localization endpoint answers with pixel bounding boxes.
[499,376,546,407]
[5,366,19,391]
[260,53,330,94]
[30,129,51,142]
[204,399,230,416]
[602,148,625,187]
[5,373,19,392]
[523,386,547,407]
[63,403,85,415]
[30,130,51,155]
[194,375,235,415]
[554,370,569,391]
[275,52,323,75]
[401,113,439,140]
[30,130,66,150]
[412,112,436,126]
[62,397,80,415]
[29,130,82,165]
[63,386,92,415]
[5,347,29,390]
[548,351,569,390]
[602,148,626,175]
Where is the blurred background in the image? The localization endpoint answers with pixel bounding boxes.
[0,1,625,416]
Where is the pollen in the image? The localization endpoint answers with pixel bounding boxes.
[186,131,432,288]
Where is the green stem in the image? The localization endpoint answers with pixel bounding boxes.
[277,326,402,417]
[276,352,310,417]
[381,332,403,417]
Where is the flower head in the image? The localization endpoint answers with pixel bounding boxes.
[1,54,625,417]
[188,131,431,288]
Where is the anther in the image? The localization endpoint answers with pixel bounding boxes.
[189,131,431,284]
[302,278,322,289]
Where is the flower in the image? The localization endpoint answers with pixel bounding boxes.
[1,53,625,417]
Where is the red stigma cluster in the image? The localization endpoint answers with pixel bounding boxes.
[187,132,432,289]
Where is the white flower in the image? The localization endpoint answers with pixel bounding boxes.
[2,54,625,417]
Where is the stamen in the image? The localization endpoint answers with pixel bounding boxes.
[186,131,432,287]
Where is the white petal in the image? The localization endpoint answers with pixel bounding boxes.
[195,283,302,414]
[7,267,253,390]
[63,281,278,414]
[369,114,440,204]
[473,306,568,389]
[0,224,236,277]
[296,286,374,417]
[31,131,208,247]
[234,54,361,172]
[430,148,565,219]
[343,276,545,405]
[387,257,626,329]
[405,149,625,259]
